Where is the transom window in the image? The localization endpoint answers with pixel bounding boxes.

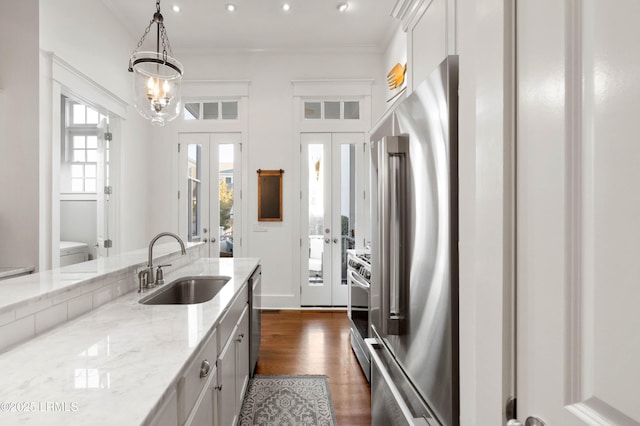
[184,101,239,121]
[304,100,360,120]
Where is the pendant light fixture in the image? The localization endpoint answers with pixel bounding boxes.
[128,0,183,126]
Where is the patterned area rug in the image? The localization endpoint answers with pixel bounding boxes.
[238,375,337,426]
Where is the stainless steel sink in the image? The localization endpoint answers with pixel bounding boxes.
[139,276,231,305]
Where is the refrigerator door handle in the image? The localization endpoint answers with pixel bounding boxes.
[379,136,409,335]
[367,339,431,426]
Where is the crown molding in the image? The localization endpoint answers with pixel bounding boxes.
[391,0,433,31]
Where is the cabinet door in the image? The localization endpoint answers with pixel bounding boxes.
[149,388,178,426]
[186,366,217,426]
[235,305,250,410]
[217,324,237,426]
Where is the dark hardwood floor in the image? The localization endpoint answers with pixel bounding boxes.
[255,310,371,425]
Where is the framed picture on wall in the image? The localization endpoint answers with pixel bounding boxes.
[257,169,283,221]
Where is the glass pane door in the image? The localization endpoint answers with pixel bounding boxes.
[179,133,241,258]
[301,133,365,307]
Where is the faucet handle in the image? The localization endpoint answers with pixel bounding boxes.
[138,269,149,293]
[155,264,171,285]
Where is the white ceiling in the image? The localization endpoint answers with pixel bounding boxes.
[102,0,398,53]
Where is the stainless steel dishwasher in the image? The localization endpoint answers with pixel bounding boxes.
[249,265,262,376]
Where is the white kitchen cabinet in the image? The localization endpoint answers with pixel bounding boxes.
[178,329,218,425]
[185,364,218,426]
[152,280,251,426]
[234,305,250,411]
[216,297,250,426]
[217,322,238,426]
[149,388,178,426]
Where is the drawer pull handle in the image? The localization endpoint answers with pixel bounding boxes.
[200,359,211,378]
[236,333,245,343]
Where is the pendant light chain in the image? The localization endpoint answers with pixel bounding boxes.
[128,0,174,64]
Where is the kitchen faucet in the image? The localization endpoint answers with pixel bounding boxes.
[138,232,187,292]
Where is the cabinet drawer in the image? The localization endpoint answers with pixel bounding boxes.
[178,328,217,424]
[217,284,248,354]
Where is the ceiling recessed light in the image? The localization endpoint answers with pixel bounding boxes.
[172,5,180,12]
[337,2,349,12]
[225,3,236,12]
[282,3,291,11]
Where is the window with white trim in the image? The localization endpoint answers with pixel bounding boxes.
[303,100,360,120]
[183,100,239,121]
[61,98,108,194]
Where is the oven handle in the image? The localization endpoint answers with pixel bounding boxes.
[348,269,370,290]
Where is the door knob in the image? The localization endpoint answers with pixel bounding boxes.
[211,237,216,243]
[333,238,339,244]
[203,238,208,243]
[325,238,330,244]
[507,417,546,426]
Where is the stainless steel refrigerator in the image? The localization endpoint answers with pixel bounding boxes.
[365,55,459,426]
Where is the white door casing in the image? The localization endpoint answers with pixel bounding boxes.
[516,0,640,424]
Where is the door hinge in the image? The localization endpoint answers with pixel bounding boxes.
[103,239,113,249]
[240,189,242,200]
[178,143,181,153]
[104,132,112,141]
[240,143,243,152]
[300,238,302,247]
[363,190,366,200]
[178,190,181,200]
[506,397,517,420]
[104,186,112,195]
[300,190,302,200]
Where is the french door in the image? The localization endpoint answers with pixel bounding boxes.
[179,133,241,258]
[300,133,368,307]
[514,1,640,425]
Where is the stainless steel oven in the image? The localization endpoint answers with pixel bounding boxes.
[347,249,371,382]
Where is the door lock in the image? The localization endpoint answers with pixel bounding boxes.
[333,238,339,244]
[203,228,208,233]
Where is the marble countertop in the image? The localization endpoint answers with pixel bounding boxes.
[0,242,202,316]
[0,266,35,279]
[0,257,260,425]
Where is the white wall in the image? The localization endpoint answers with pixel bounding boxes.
[0,1,40,269]
[38,0,153,258]
[148,50,385,308]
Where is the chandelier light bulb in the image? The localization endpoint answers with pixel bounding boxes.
[337,2,349,12]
